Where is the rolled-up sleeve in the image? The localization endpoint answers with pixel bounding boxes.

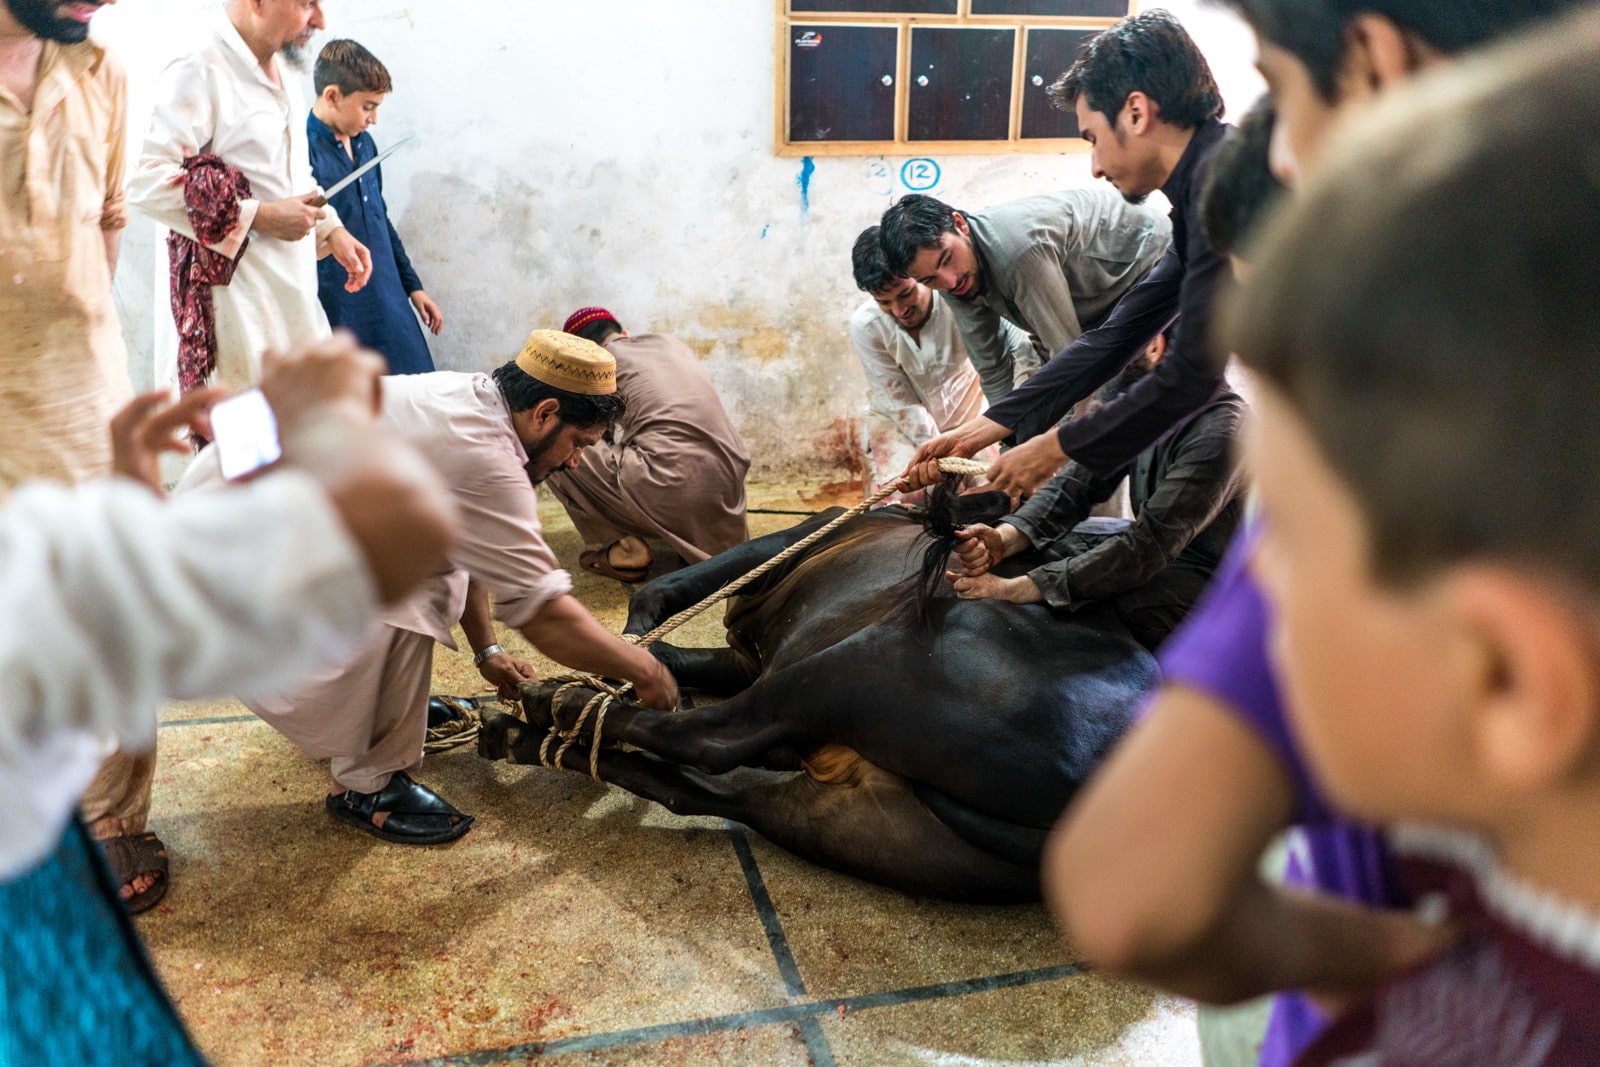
[449,465,572,630]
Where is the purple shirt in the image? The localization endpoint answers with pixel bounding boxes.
[1156,522,1403,1066]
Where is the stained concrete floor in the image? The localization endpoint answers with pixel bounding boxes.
[140,480,1202,1066]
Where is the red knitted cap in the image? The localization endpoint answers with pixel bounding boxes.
[562,306,618,335]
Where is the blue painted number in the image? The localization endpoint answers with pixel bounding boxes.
[900,158,941,191]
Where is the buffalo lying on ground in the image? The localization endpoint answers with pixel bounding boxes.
[478,493,1158,903]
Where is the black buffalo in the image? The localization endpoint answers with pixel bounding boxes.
[478,494,1158,903]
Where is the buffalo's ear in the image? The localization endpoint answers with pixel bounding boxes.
[955,490,1013,526]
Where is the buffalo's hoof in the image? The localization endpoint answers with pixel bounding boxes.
[477,711,524,762]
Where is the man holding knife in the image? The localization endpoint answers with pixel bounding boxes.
[130,0,372,390]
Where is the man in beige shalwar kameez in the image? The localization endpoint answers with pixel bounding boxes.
[179,331,679,842]
[550,307,750,582]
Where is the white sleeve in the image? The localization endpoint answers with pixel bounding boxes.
[126,56,216,240]
[0,472,377,755]
[0,472,378,877]
[850,310,939,445]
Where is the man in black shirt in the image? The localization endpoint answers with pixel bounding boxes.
[907,11,1233,498]
[945,331,1246,651]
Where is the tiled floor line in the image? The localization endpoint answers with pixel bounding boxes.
[159,714,258,728]
[389,962,1088,1067]
[725,823,836,1066]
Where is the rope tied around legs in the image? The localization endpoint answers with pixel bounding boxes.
[537,675,634,782]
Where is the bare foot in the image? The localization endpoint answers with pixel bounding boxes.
[608,535,652,572]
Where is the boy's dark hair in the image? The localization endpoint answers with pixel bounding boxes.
[571,317,623,347]
[878,195,961,276]
[1211,0,1589,100]
[1227,22,1600,586]
[1048,10,1223,129]
[491,362,625,427]
[1199,98,1286,257]
[314,39,394,97]
[852,226,902,293]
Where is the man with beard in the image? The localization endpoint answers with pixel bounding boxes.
[945,328,1245,651]
[879,188,1168,406]
[905,12,1236,500]
[179,330,679,843]
[0,0,177,911]
[847,225,1030,493]
[128,0,372,391]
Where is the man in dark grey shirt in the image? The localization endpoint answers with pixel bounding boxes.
[879,189,1169,405]
[945,334,1245,650]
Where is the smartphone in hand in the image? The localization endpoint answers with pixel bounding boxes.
[211,388,282,480]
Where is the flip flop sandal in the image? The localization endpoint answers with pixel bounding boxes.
[578,548,650,584]
[325,771,474,845]
[98,831,170,915]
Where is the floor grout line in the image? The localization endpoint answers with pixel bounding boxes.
[387,962,1088,1066]
[725,822,835,1065]
[158,714,258,729]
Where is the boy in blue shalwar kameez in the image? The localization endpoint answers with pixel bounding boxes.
[308,40,441,374]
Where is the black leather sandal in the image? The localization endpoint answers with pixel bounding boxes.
[324,771,474,845]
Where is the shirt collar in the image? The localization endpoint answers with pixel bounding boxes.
[1160,117,1227,209]
[215,9,283,92]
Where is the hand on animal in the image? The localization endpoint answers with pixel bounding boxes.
[410,290,444,334]
[110,385,228,495]
[477,650,537,701]
[328,228,373,292]
[952,524,1006,576]
[947,572,1041,604]
[633,657,680,712]
[252,192,325,241]
[985,432,1068,498]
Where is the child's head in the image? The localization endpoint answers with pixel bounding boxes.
[1211,0,1591,183]
[313,39,392,137]
[1228,17,1600,833]
[1197,97,1285,275]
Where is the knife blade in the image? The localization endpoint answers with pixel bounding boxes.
[308,135,412,208]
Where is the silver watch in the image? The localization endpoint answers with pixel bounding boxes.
[473,643,504,668]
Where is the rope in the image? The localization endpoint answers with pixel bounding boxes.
[624,456,989,648]
[522,456,990,782]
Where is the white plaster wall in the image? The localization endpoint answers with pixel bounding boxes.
[98,0,1260,477]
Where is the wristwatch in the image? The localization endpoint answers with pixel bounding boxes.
[473,644,504,668]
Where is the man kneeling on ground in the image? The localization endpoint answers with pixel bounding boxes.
[181,330,679,844]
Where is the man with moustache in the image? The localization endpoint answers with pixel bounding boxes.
[129,0,372,391]
[0,0,177,910]
[879,189,1168,407]
[179,331,679,843]
[847,225,1028,491]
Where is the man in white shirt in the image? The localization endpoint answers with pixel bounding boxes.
[848,226,1025,491]
[0,334,456,1063]
[128,0,372,389]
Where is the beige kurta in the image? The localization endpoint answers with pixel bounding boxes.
[126,11,340,389]
[182,372,572,792]
[546,333,750,563]
[0,39,132,492]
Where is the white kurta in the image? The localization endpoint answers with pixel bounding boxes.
[848,297,1022,486]
[127,12,339,388]
[0,473,376,879]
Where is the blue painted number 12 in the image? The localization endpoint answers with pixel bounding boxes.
[900,158,940,191]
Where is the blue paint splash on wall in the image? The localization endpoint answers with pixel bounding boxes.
[796,156,815,213]
[760,223,770,239]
